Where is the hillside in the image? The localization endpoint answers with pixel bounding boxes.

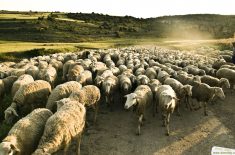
[0,11,235,43]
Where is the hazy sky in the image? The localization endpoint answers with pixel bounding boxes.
[0,0,234,18]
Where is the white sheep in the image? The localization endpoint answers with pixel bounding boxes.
[164,78,192,113]
[216,68,235,89]
[25,66,39,80]
[157,85,179,136]
[200,75,230,89]
[145,67,157,79]
[76,70,93,86]
[0,108,52,155]
[136,75,150,86]
[62,60,74,81]
[4,80,51,124]
[118,74,132,95]
[157,70,170,83]
[42,65,57,88]
[64,85,101,123]
[192,82,225,116]
[124,85,153,135]
[67,65,84,81]
[94,69,113,87]
[46,81,82,113]
[11,74,34,97]
[102,75,119,110]
[2,76,18,94]
[32,100,86,155]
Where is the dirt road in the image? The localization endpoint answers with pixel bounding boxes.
[57,91,235,155]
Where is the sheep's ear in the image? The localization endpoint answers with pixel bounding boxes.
[173,97,179,101]
[124,95,129,98]
[12,109,19,117]
[10,144,20,153]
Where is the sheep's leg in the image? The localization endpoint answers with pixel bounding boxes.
[176,101,181,116]
[93,103,99,124]
[136,114,143,135]
[203,102,208,116]
[76,134,82,155]
[162,113,166,127]
[152,101,156,117]
[187,97,194,111]
[166,113,171,136]
[63,143,70,155]
[105,96,109,105]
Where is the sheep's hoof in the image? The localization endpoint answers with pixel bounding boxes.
[176,113,181,117]
[136,131,141,136]
[165,132,170,136]
[162,124,165,127]
[204,113,208,116]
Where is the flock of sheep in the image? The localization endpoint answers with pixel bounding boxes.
[0,46,234,155]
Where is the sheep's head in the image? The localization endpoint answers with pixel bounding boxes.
[214,87,225,100]
[124,93,138,109]
[219,78,230,89]
[4,107,18,124]
[183,85,193,97]
[56,98,72,110]
[160,93,179,110]
[0,142,20,155]
[122,81,131,93]
[103,81,113,95]
[140,76,149,85]
[94,76,104,87]
[32,148,51,155]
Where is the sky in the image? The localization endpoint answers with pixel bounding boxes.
[0,0,234,18]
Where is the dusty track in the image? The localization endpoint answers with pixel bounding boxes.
[56,90,235,155]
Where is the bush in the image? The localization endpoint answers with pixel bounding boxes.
[38,16,44,20]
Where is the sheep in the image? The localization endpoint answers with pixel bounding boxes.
[118,65,128,73]
[145,67,157,79]
[65,85,101,123]
[49,59,63,72]
[46,81,82,113]
[25,66,39,80]
[11,74,34,97]
[164,78,193,112]
[10,69,26,77]
[94,69,113,87]
[157,70,170,83]
[124,85,153,135]
[157,85,178,136]
[192,82,225,116]
[118,75,132,95]
[38,61,48,70]
[136,75,150,86]
[76,70,93,86]
[32,100,86,155]
[41,65,57,88]
[134,67,145,76]
[2,76,18,94]
[62,60,74,81]
[216,68,235,89]
[4,80,51,124]
[0,108,52,155]
[102,75,119,110]
[200,75,230,89]
[176,73,201,86]
[148,79,161,93]
[67,65,84,81]
[185,65,206,76]
[0,80,4,99]
[90,61,107,76]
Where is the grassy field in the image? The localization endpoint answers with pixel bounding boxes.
[0,11,234,61]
